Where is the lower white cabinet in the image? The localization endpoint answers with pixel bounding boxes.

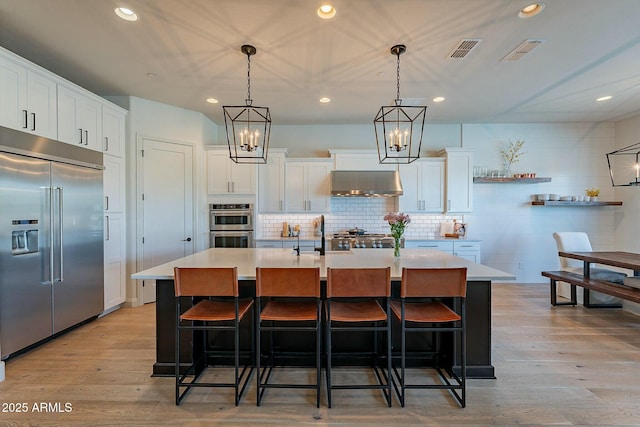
[255,239,317,251]
[104,213,126,311]
[404,240,481,263]
[453,241,481,263]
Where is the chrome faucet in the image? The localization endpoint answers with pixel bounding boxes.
[314,214,325,256]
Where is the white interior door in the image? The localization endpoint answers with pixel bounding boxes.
[140,138,194,304]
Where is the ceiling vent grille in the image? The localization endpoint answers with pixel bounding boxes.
[448,39,482,59]
[502,39,544,61]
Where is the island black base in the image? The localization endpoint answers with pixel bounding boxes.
[153,279,495,379]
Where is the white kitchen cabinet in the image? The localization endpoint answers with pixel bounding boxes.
[255,240,283,248]
[404,240,454,251]
[102,104,126,156]
[103,152,126,311]
[0,49,57,139]
[439,148,473,213]
[104,155,125,213]
[257,149,286,212]
[207,149,256,195]
[104,213,126,311]
[453,241,481,263]
[285,159,331,213]
[398,158,445,213]
[403,239,481,262]
[57,84,102,151]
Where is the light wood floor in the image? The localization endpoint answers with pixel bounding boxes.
[1,283,639,426]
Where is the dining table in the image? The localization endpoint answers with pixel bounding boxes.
[558,251,640,277]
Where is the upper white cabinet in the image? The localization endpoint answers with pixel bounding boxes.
[439,148,473,213]
[257,149,286,212]
[329,149,397,171]
[398,158,445,213]
[285,159,331,213]
[0,49,57,139]
[207,148,256,195]
[102,104,126,156]
[57,85,101,151]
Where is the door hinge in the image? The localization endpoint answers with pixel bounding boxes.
[141,149,144,157]
[142,193,144,201]
[142,237,145,244]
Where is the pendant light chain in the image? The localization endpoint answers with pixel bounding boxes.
[246,52,252,106]
[396,51,401,104]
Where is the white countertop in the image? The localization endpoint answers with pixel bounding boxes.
[131,248,514,281]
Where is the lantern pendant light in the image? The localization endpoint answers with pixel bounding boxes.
[606,142,640,186]
[223,44,271,164]
[374,44,426,164]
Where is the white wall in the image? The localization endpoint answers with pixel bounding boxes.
[464,123,618,282]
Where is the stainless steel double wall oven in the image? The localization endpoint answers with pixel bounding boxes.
[209,203,254,248]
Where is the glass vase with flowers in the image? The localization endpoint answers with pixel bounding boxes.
[384,212,410,260]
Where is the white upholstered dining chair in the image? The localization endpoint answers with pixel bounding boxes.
[552,232,626,307]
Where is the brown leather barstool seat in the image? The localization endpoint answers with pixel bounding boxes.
[174,267,254,405]
[325,267,393,408]
[391,267,467,408]
[255,267,322,407]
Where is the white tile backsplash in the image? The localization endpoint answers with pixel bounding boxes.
[258,197,462,238]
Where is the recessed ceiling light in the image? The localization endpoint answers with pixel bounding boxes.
[115,7,138,21]
[518,3,545,18]
[319,97,331,103]
[206,98,219,104]
[317,4,337,19]
[433,97,445,103]
[596,95,613,102]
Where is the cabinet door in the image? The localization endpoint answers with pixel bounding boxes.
[285,163,307,212]
[305,162,331,213]
[453,241,481,263]
[57,85,101,151]
[398,163,421,212]
[104,213,125,310]
[445,151,473,212]
[229,161,255,194]
[258,153,285,212]
[25,70,57,139]
[421,160,444,212]
[104,155,124,213]
[102,105,126,156]
[207,151,231,194]
[0,54,28,131]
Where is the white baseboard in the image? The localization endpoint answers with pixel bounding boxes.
[0,361,5,382]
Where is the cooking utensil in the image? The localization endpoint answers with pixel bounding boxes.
[347,227,366,235]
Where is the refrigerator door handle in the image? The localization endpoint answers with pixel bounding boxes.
[53,186,64,283]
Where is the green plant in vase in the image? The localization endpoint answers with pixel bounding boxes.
[384,212,410,259]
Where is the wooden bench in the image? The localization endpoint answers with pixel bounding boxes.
[542,270,640,306]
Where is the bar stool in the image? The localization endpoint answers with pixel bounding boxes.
[255,267,322,407]
[391,267,467,407]
[325,267,392,408]
[174,267,254,405]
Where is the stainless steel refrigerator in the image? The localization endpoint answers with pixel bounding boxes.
[1,126,104,359]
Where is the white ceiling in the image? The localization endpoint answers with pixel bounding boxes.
[2,0,640,126]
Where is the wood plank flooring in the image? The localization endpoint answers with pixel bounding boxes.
[1,282,639,426]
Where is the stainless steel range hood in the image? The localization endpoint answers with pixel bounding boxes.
[330,170,403,197]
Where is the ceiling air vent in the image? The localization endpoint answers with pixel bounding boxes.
[502,39,544,61]
[448,39,482,59]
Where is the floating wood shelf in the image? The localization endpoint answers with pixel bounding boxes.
[473,177,552,183]
[531,201,623,206]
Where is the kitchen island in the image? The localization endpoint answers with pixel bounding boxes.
[132,248,515,378]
